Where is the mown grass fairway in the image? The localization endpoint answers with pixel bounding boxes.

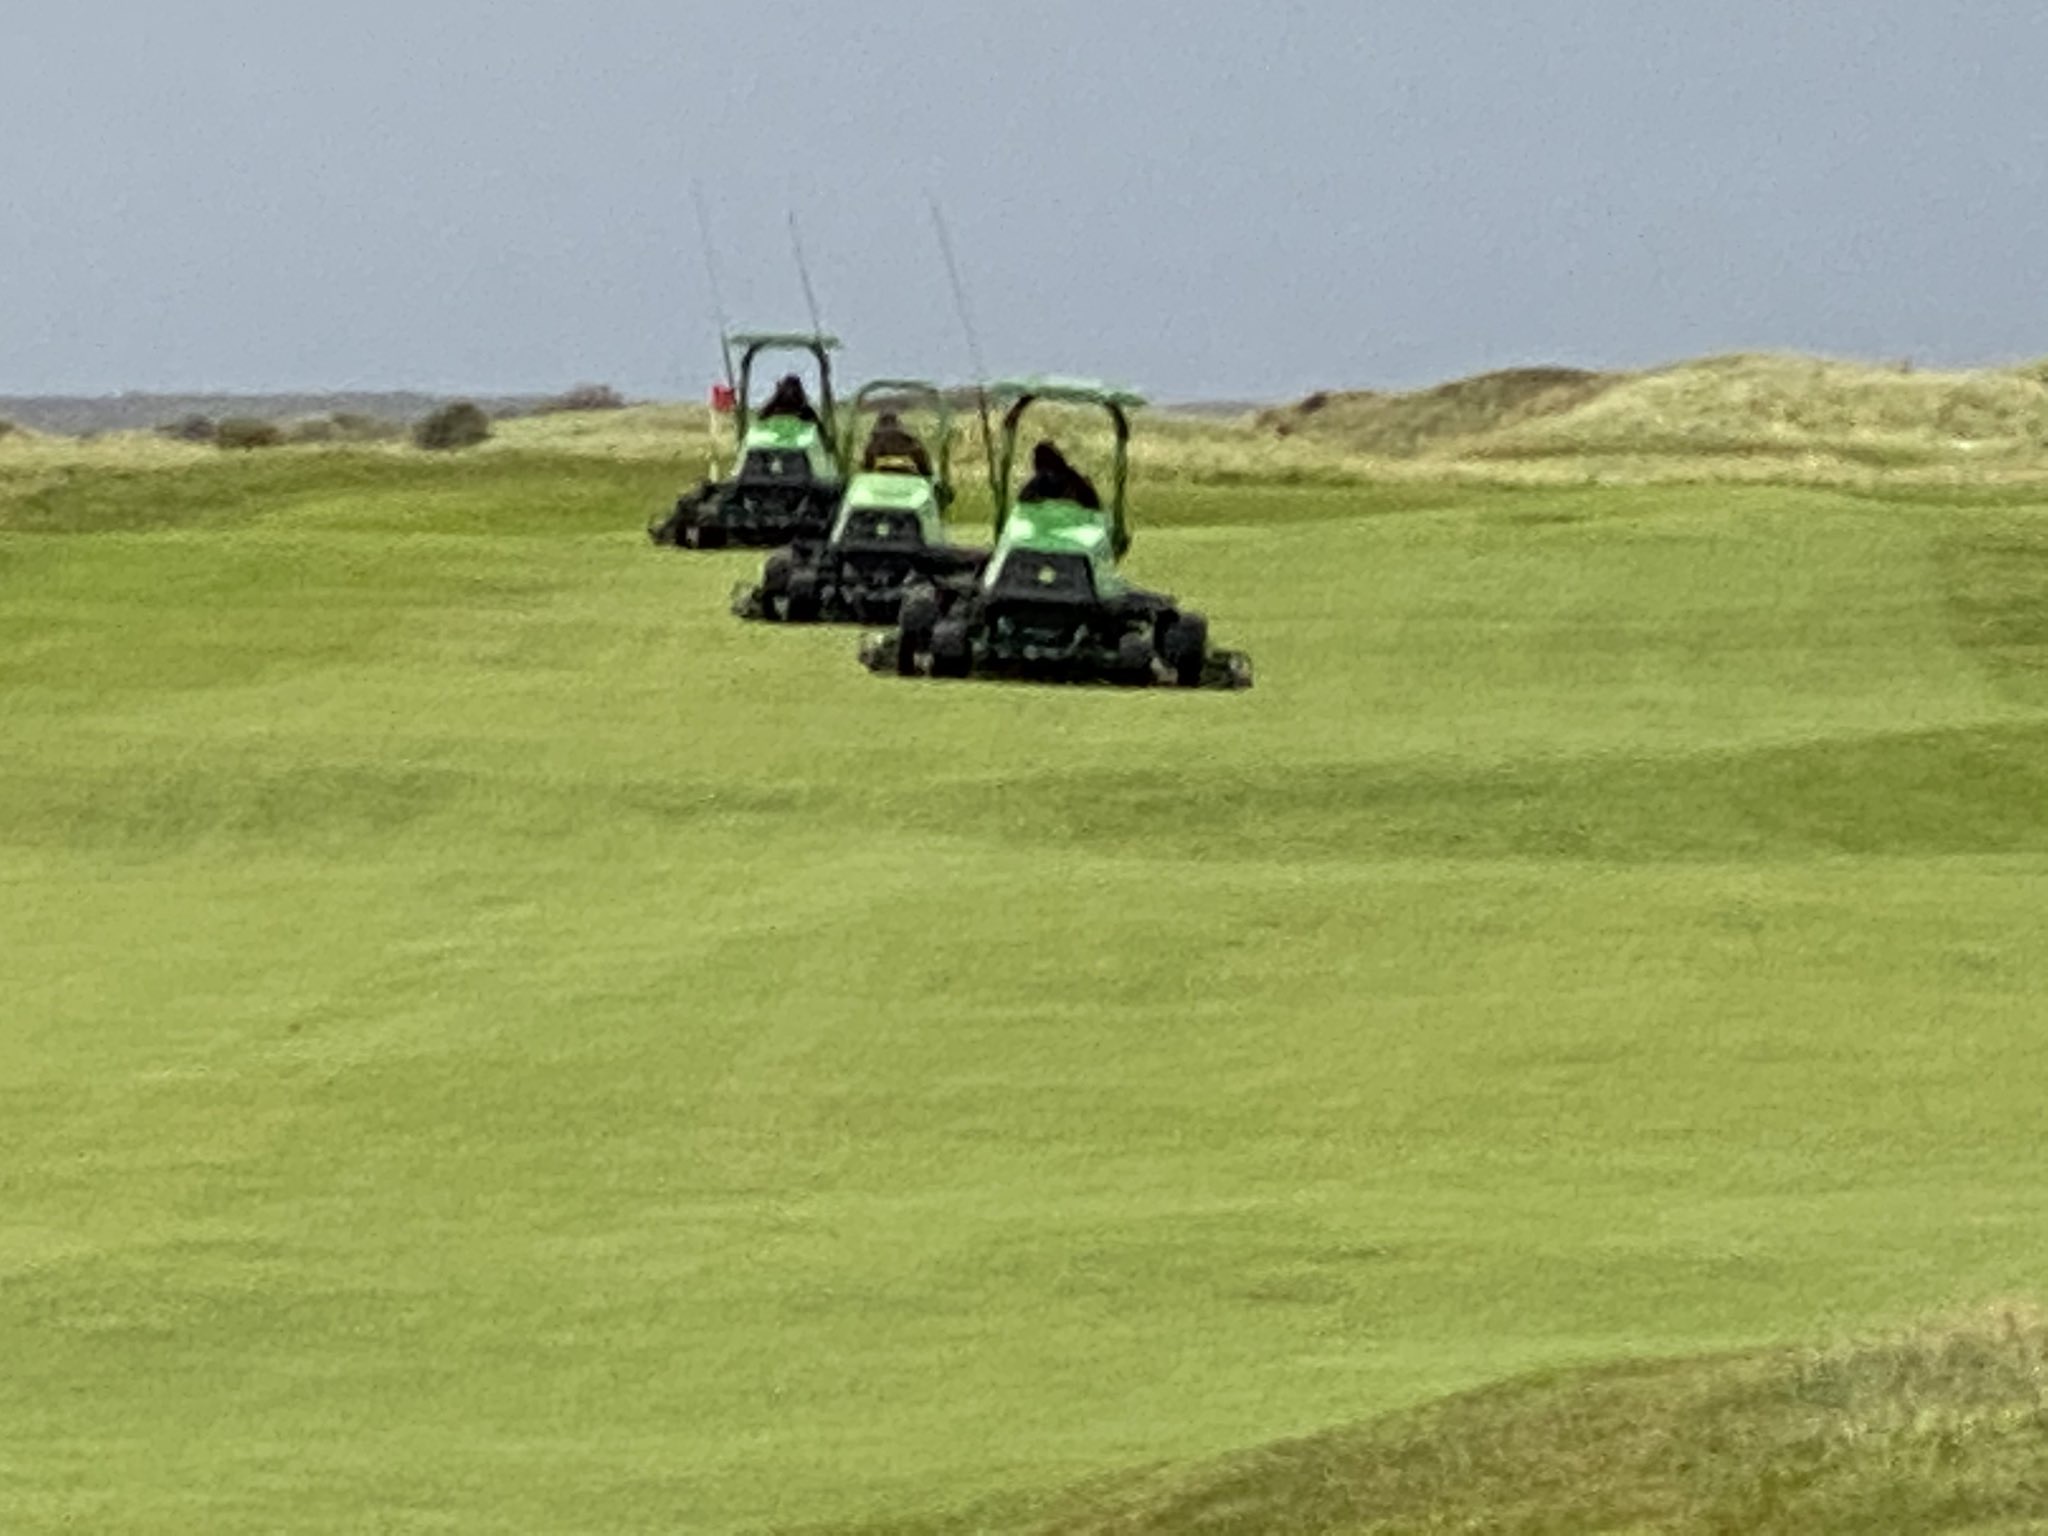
[5,449,2048,1531]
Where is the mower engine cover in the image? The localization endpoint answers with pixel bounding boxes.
[982,498,1127,602]
[832,471,947,549]
[739,416,839,484]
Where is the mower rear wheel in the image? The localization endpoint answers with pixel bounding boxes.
[930,619,972,679]
[786,570,822,622]
[1116,629,1157,686]
[1162,612,1209,688]
[894,629,924,677]
[898,582,941,642]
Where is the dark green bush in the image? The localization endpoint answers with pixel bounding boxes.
[413,402,491,451]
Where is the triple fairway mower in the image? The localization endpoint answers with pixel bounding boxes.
[649,331,844,550]
[731,379,985,625]
[858,378,1253,689]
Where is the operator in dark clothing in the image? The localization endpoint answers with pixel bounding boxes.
[758,373,821,426]
[1018,440,1101,509]
[860,412,934,477]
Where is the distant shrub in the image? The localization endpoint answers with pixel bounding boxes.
[215,417,283,450]
[0,418,16,439]
[160,414,219,444]
[541,383,628,414]
[413,401,491,451]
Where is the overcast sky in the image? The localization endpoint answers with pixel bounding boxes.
[5,2,2046,400]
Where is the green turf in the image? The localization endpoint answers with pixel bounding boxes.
[4,452,2048,1532]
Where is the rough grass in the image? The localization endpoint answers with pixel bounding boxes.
[5,442,2048,1532]
[520,348,2048,491]
[1250,353,2048,483]
[892,1305,2048,1535]
[20,350,2048,494]
[1474,354,2048,464]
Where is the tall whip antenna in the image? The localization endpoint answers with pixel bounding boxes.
[691,183,736,391]
[927,197,999,505]
[788,211,826,339]
[690,182,738,477]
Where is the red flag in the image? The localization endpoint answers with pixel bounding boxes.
[709,383,737,414]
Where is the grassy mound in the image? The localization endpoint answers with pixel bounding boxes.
[1476,354,2048,465]
[1254,366,1621,454]
[1258,354,2048,473]
[905,1306,2048,1535]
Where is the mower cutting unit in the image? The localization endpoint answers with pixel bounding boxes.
[733,380,984,624]
[650,331,844,549]
[859,378,1253,689]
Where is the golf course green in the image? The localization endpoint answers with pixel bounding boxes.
[4,441,2047,1531]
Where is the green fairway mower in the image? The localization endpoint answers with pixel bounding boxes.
[731,379,986,625]
[858,378,1253,689]
[649,331,844,549]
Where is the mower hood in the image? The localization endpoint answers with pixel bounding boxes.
[744,417,824,453]
[987,499,1125,595]
[842,471,937,512]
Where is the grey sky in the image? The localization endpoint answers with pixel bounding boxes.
[6,2,2046,400]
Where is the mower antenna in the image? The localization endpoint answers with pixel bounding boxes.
[927,197,1000,511]
[691,182,737,394]
[787,211,827,341]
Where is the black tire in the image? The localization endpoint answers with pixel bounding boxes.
[894,629,923,677]
[1161,612,1209,688]
[1116,629,1157,685]
[930,619,972,679]
[694,523,726,551]
[655,485,709,545]
[898,582,941,642]
[785,570,821,623]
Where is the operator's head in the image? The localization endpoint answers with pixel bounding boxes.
[1032,440,1062,474]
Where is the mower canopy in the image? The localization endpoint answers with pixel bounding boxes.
[650,330,847,549]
